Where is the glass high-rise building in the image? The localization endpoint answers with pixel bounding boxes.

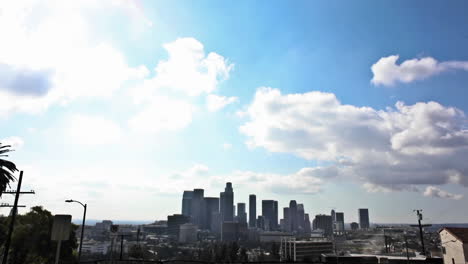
[191,189,204,226]
[182,190,193,216]
[221,182,234,222]
[237,203,247,223]
[203,197,219,231]
[249,194,256,228]
[289,200,298,232]
[358,208,370,229]
[262,200,278,230]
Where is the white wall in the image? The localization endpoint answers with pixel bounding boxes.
[440,230,466,264]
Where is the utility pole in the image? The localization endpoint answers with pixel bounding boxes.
[405,234,410,264]
[414,210,426,256]
[1,171,35,264]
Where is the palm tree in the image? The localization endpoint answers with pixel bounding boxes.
[0,142,18,197]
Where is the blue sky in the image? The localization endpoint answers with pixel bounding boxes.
[1,0,468,224]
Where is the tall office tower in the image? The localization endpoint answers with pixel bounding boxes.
[220,192,225,221]
[289,200,298,232]
[274,201,278,230]
[237,203,247,224]
[249,194,256,228]
[297,204,305,232]
[221,182,234,222]
[335,212,345,232]
[203,197,219,231]
[262,200,277,231]
[182,191,193,216]
[233,205,236,219]
[314,214,333,237]
[304,213,312,233]
[359,208,370,229]
[191,189,204,226]
[331,209,336,233]
[283,207,291,232]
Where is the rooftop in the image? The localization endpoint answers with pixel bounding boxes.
[440,227,468,243]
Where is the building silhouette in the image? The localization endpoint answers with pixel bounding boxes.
[237,203,247,224]
[203,197,219,231]
[298,204,305,232]
[220,182,234,222]
[249,194,256,228]
[314,214,333,237]
[358,208,370,229]
[262,200,278,230]
[283,207,291,232]
[304,213,312,233]
[289,200,298,232]
[167,214,190,237]
[335,212,345,232]
[191,189,204,226]
[182,190,193,216]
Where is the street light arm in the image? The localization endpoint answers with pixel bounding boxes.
[66,199,85,208]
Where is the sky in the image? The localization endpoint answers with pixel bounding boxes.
[1,0,468,224]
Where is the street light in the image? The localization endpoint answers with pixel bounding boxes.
[65,199,87,263]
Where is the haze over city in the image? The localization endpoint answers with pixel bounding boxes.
[2,0,468,225]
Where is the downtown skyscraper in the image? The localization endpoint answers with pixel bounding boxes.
[262,200,278,230]
[249,194,256,228]
[359,208,370,229]
[220,182,234,222]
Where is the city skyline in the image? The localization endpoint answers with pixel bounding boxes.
[2,1,468,224]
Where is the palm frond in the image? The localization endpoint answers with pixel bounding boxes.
[0,143,18,196]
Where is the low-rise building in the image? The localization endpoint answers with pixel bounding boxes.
[259,231,293,243]
[280,238,334,261]
[439,227,468,264]
[179,223,198,243]
[81,240,110,255]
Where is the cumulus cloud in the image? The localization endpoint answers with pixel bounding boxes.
[423,186,463,200]
[371,55,468,86]
[128,38,233,133]
[240,87,468,191]
[68,114,122,145]
[135,38,233,98]
[0,1,149,116]
[158,164,326,195]
[206,94,238,112]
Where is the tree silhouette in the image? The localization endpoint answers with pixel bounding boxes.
[0,143,18,197]
[0,206,78,264]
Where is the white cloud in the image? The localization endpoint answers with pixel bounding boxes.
[1,136,24,149]
[371,55,468,86]
[154,164,326,196]
[423,186,463,200]
[206,94,238,112]
[129,96,194,133]
[0,1,149,116]
[144,38,233,97]
[128,37,234,134]
[240,87,468,191]
[215,167,325,195]
[68,114,122,145]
